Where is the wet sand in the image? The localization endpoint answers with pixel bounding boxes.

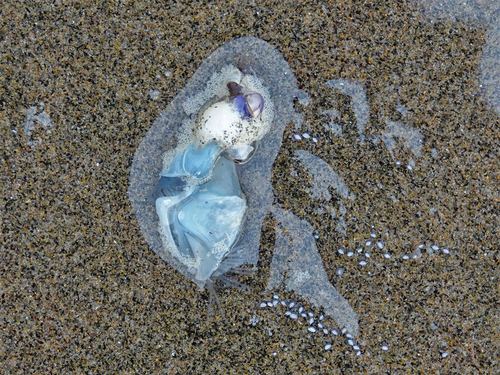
[1,1,498,373]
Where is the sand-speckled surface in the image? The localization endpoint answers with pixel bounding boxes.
[1,1,498,373]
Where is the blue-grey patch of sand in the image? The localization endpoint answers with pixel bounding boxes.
[325,79,370,142]
[23,103,53,145]
[381,120,424,161]
[269,206,359,335]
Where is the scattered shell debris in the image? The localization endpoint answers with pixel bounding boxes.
[253,233,451,359]
[292,132,319,144]
[257,294,363,356]
[334,227,452,273]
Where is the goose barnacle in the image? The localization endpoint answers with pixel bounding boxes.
[154,79,270,289]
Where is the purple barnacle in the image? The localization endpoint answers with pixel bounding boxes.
[232,93,264,119]
[232,95,249,118]
[245,93,264,118]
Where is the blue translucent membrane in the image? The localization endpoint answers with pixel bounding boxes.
[156,142,246,282]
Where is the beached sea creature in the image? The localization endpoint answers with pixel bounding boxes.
[154,82,267,287]
[129,37,359,335]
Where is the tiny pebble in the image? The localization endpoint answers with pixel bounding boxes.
[318,323,323,329]
[293,134,302,141]
[357,248,363,253]
[432,245,439,251]
[377,241,384,249]
[341,328,347,334]
[308,312,314,318]
[299,307,304,313]
[336,267,345,276]
[301,313,307,318]
[345,333,353,339]
[381,345,389,351]
[289,302,296,308]
[418,244,425,249]
[347,251,354,257]
[365,240,372,246]
[331,329,339,336]
[353,345,360,351]
[384,253,391,259]
[324,343,332,351]
[441,351,449,358]
[308,327,317,333]
[319,315,324,321]
[273,294,279,300]
[302,133,310,139]
[308,318,314,325]
[148,89,160,100]
[312,137,318,143]
[347,339,354,346]
[370,232,376,238]
[272,300,279,307]
[260,302,267,308]
[365,252,371,258]
[323,328,329,335]
[442,248,450,254]
[285,311,291,316]
[402,255,410,260]
[359,260,367,266]
[356,351,362,356]
[267,301,273,307]
[281,301,287,306]
[250,315,259,326]
[290,313,298,320]
[338,248,345,255]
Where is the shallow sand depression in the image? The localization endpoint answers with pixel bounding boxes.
[1,1,498,373]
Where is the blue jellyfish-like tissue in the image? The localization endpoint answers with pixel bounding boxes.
[154,81,266,286]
